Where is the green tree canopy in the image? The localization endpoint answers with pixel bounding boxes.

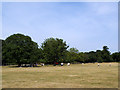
[112,52,120,62]
[2,33,120,66]
[102,46,112,62]
[41,38,69,64]
[65,48,80,63]
[68,48,79,53]
[3,33,39,66]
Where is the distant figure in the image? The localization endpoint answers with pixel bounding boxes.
[54,62,56,66]
[61,63,63,66]
[109,63,111,66]
[41,63,44,66]
[98,63,100,67]
[56,62,58,65]
[67,63,70,66]
[35,63,37,67]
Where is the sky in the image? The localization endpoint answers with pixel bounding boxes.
[2,2,118,53]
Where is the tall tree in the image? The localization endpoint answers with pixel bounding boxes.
[41,38,69,64]
[66,48,80,63]
[102,46,112,62]
[96,50,103,63]
[3,33,39,66]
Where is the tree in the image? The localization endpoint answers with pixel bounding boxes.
[66,48,80,63]
[3,33,39,66]
[102,46,112,62]
[112,52,120,62]
[88,51,97,63]
[103,46,109,51]
[41,38,69,64]
[2,39,15,65]
[78,52,85,63]
[96,50,103,63]
[83,52,89,63]
[69,48,79,53]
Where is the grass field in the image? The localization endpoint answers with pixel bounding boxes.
[2,63,118,88]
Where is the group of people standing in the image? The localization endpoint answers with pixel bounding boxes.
[97,63,112,67]
[53,62,70,66]
[61,62,70,66]
[41,62,112,67]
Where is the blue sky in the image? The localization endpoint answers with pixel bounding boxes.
[2,2,118,53]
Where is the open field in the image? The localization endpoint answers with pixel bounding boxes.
[2,63,118,88]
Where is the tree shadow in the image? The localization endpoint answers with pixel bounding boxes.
[6,65,41,68]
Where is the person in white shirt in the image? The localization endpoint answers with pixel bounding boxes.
[98,63,100,67]
[61,63,63,66]
[67,63,70,66]
[41,63,44,66]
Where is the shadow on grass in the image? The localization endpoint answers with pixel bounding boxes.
[3,65,42,68]
[3,64,66,68]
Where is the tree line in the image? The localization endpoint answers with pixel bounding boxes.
[1,33,120,66]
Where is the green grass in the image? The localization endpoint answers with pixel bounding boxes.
[2,63,118,88]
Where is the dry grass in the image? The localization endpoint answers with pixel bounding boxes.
[2,63,118,88]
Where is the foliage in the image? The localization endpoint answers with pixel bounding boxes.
[2,34,40,66]
[112,52,120,62]
[41,38,69,64]
[101,46,113,62]
[2,33,120,66]
[64,48,80,63]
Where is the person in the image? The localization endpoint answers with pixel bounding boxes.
[67,63,70,66]
[41,63,44,66]
[109,63,111,66]
[54,62,56,66]
[98,63,100,67]
[35,63,37,67]
[61,63,63,66]
[56,62,58,65]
